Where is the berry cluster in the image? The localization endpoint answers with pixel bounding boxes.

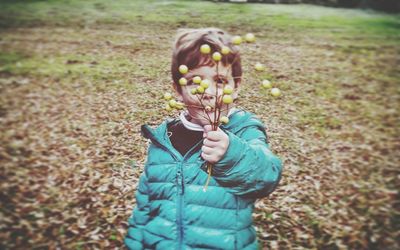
[163,92,185,111]
[164,33,282,115]
[233,33,282,97]
[165,40,239,128]
[162,32,282,190]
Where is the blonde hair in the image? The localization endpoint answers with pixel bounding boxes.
[171,28,242,93]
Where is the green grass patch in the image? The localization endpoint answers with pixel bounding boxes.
[1,0,399,39]
[0,51,142,81]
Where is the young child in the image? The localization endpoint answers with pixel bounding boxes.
[125,28,282,250]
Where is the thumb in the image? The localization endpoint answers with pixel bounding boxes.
[203,125,213,132]
[203,125,212,137]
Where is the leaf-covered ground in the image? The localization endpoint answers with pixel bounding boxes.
[0,0,399,249]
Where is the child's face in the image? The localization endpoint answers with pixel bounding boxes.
[176,64,238,126]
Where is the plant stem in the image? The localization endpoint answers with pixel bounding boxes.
[203,162,212,192]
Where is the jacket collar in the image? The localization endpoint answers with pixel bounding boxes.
[179,108,238,132]
[141,108,267,151]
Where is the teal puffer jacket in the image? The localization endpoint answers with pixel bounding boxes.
[125,109,282,250]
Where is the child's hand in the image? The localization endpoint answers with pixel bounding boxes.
[201,125,229,164]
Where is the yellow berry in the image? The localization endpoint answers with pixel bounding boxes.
[261,80,272,89]
[212,52,222,61]
[245,33,255,43]
[220,116,229,124]
[200,44,211,54]
[222,95,233,104]
[169,99,177,107]
[193,76,202,84]
[197,86,205,94]
[176,101,184,110]
[232,36,242,45]
[179,65,188,74]
[191,88,197,95]
[205,106,212,112]
[200,79,210,89]
[179,77,187,86]
[271,88,281,97]
[221,46,230,55]
[255,63,264,71]
[165,103,172,111]
[223,86,233,94]
[164,92,172,100]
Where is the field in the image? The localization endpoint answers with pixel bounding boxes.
[0,0,399,249]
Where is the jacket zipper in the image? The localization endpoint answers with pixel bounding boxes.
[143,125,205,250]
[176,140,205,250]
[150,140,184,250]
[177,163,184,250]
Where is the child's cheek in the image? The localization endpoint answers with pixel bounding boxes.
[189,95,200,104]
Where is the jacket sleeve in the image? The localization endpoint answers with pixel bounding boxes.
[125,172,150,249]
[212,125,283,199]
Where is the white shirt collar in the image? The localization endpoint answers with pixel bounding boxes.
[179,108,236,131]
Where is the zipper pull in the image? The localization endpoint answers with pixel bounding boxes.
[177,171,184,195]
[181,176,185,195]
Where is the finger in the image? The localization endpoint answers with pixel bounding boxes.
[206,131,225,142]
[201,145,213,155]
[201,152,217,164]
[203,138,220,147]
[201,152,211,160]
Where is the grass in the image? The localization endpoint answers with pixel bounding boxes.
[1,1,399,36]
[0,0,399,249]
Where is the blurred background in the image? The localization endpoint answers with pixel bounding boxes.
[217,0,400,13]
[0,0,399,249]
